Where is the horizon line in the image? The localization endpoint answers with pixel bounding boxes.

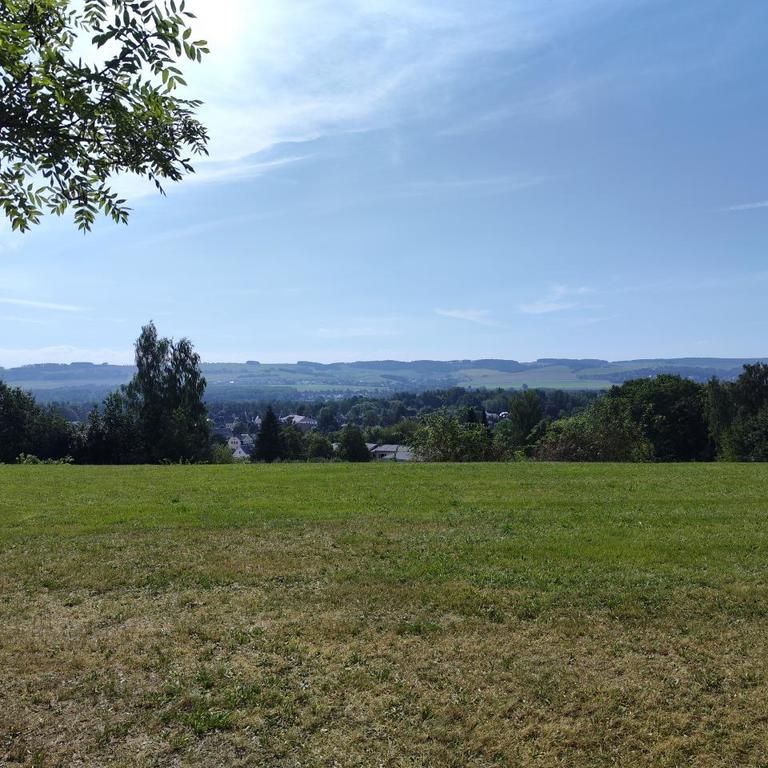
[3,354,768,370]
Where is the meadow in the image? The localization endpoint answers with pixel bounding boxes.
[1,463,767,767]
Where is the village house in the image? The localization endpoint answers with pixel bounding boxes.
[368,444,415,462]
[280,415,318,433]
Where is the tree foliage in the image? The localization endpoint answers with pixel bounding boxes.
[714,363,768,460]
[6,363,768,465]
[603,375,711,461]
[493,390,543,457]
[337,424,370,462]
[279,423,307,461]
[126,321,208,461]
[409,411,493,462]
[81,389,140,463]
[83,321,209,462]
[0,0,208,231]
[0,380,72,461]
[254,406,281,463]
[306,432,334,460]
[535,397,652,462]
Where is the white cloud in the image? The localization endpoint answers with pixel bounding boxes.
[113,155,310,201]
[182,0,604,171]
[518,284,592,315]
[439,77,605,137]
[0,297,84,312]
[723,200,768,212]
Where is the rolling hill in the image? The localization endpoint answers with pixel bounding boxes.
[1,357,764,403]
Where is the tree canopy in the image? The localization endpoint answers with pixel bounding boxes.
[0,380,72,461]
[127,320,209,461]
[337,424,370,462]
[0,0,208,232]
[83,321,209,463]
[409,411,493,462]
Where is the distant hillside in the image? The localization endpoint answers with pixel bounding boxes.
[1,357,765,404]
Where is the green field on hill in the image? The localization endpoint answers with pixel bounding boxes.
[1,463,767,767]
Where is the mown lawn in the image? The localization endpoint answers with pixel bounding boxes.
[1,463,767,767]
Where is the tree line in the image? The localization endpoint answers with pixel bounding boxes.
[2,324,768,463]
[407,368,768,462]
[1,322,209,464]
[0,323,376,465]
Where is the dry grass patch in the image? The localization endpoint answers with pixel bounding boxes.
[1,463,768,766]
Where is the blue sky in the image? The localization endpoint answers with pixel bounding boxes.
[1,0,767,366]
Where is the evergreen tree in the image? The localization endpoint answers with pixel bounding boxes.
[254,406,281,462]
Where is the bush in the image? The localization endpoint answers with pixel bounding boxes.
[211,444,235,464]
[409,411,494,462]
[17,453,74,465]
[337,425,371,462]
[534,398,652,462]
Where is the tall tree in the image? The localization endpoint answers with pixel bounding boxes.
[505,390,543,444]
[607,375,711,461]
[0,0,208,231]
[124,321,209,462]
[254,406,281,463]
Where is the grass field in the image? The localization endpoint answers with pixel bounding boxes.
[1,463,767,767]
